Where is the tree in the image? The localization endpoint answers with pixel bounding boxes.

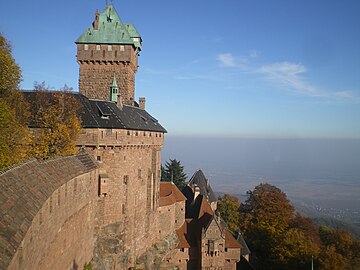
[29,82,81,159]
[0,33,32,169]
[0,100,31,169]
[290,214,322,246]
[240,183,294,233]
[0,33,22,92]
[161,159,187,190]
[216,194,241,232]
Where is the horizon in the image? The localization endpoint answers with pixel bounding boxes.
[0,0,359,139]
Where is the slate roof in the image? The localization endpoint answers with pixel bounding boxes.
[188,170,217,203]
[0,153,97,270]
[22,91,167,133]
[236,232,251,255]
[159,182,186,207]
[76,4,142,50]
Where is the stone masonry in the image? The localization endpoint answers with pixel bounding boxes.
[77,43,137,103]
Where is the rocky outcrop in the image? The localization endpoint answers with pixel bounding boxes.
[91,222,179,270]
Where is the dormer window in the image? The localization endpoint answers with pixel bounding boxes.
[96,103,111,119]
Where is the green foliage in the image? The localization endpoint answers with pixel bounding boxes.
[83,262,93,270]
[217,194,240,232]
[29,83,81,159]
[0,100,31,169]
[0,33,22,92]
[238,183,360,270]
[161,159,187,190]
[0,34,32,169]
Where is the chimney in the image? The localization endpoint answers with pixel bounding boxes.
[117,95,123,109]
[194,185,200,200]
[139,97,146,110]
[93,10,100,30]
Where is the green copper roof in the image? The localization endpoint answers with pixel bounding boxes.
[76,4,142,49]
[109,75,119,102]
[110,74,118,88]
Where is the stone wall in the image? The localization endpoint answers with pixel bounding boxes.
[77,128,165,268]
[77,43,138,103]
[158,201,185,241]
[0,154,98,270]
[200,218,226,270]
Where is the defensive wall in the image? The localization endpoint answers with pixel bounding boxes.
[0,154,98,270]
[77,128,165,268]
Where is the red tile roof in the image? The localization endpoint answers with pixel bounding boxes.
[159,182,186,207]
[225,230,242,248]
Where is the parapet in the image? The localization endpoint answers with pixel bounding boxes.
[0,153,97,269]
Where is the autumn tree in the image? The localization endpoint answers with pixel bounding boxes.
[0,33,32,169]
[240,183,294,233]
[29,82,81,159]
[161,159,187,190]
[239,183,322,270]
[217,194,241,232]
[318,226,360,269]
[0,33,22,92]
[0,100,32,169]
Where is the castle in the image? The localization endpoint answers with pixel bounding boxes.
[0,4,250,270]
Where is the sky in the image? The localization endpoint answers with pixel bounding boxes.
[1,0,360,139]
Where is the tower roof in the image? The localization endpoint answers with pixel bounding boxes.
[110,74,118,88]
[188,170,217,203]
[76,4,142,50]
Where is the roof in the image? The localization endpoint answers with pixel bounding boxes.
[23,91,167,133]
[76,4,142,50]
[159,182,186,207]
[188,170,217,203]
[175,220,192,248]
[225,230,242,248]
[236,232,251,255]
[0,153,97,269]
[180,186,242,252]
[184,191,214,219]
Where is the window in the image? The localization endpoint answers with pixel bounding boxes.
[120,45,125,51]
[108,45,112,51]
[103,50,105,57]
[96,44,101,50]
[208,240,215,254]
[123,175,129,184]
[138,169,142,179]
[84,44,88,50]
[106,129,112,136]
[180,248,184,252]
[57,190,61,206]
[49,196,53,213]
[115,50,118,57]
[97,155,102,161]
[64,183,67,198]
[74,178,77,194]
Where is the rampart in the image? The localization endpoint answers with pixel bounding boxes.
[0,154,98,270]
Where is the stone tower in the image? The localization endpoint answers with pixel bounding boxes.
[76,4,142,104]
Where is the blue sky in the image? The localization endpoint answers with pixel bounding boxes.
[1,0,359,138]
